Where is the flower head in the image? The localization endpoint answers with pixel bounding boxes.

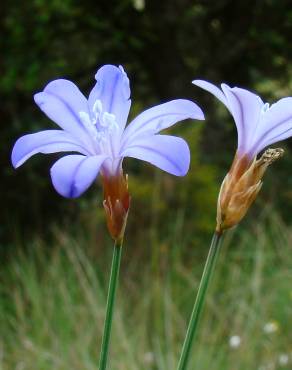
[12,65,204,240]
[193,80,292,232]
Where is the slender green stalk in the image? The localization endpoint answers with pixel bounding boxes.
[177,232,223,370]
[98,239,123,370]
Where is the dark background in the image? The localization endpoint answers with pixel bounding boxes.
[1,0,292,249]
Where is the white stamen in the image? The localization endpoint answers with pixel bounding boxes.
[93,99,103,115]
[102,112,119,130]
[79,100,119,150]
[96,131,107,142]
[262,102,270,113]
[79,111,99,140]
[79,112,92,127]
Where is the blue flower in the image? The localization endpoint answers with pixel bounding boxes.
[192,80,292,159]
[193,79,292,232]
[12,65,204,239]
[12,65,204,199]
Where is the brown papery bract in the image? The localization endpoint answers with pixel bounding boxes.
[102,172,130,242]
[216,148,284,233]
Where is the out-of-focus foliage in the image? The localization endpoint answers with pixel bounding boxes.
[1,214,291,369]
[1,0,292,245]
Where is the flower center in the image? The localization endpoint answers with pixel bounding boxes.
[79,100,119,154]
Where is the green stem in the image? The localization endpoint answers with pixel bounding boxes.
[98,239,123,370]
[176,232,223,370]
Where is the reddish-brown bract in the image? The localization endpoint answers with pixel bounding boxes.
[102,172,130,242]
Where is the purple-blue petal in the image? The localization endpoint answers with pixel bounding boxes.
[221,84,264,155]
[88,65,131,130]
[121,134,190,176]
[11,130,89,168]
[34,79,90,140]
[122,99,204,147]
[192,80,228,107]
[50,154,107,198]
[252,97,292,154]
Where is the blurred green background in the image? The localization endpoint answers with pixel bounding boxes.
[1,0,292,369]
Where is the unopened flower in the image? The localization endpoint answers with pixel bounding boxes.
[193,80,292,233]
[229,335,241,348]
[278,354,289,366]
[263,321,279,334]
[12,65,204,240]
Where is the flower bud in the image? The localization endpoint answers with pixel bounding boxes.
[102,172,130,242]
[216,148,284,233]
